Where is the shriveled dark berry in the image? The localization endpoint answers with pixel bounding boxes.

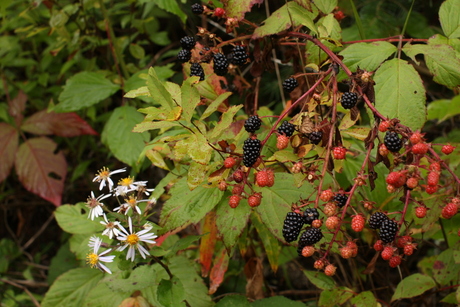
[379,219,398,243]
[242,138,261,167]
[282,77,298,93]
[212,52,229,76]
[308,131,323,145]
[298,227,323,246]
[177,49,191,63]
[179,36,196,50]
[190,63,205,81]
[384,131,402,153]
[333,193,348,208]
[368,212,389,229]
[303,208,319,225]
[244,115,262,133]
[191,3,204,14]
[277,120,295,137]
[230,45,248,65]
[282,212,304,243]
[341,92,358,109]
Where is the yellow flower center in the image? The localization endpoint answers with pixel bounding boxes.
[86,253,99,267]
[96,167,110,180]
[126,234,139,245]
[119,177,134,187]
[106,222,115,229]
[127,196,137,207]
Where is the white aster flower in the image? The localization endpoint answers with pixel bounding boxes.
[117,217,158,261]
[100,214,121,239]
[93,167,126,191]
[116,195,149,216]
[86,192,111,220]
[88,235,99,248]
[86,237,115,274]
[113,176,148,196]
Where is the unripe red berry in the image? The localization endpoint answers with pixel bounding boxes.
[248,193,262,207]
[324,264,336,276]
[224,157,236,168]
[425,185,438,194]
[276,134,290,150]
[404,244,415,256]
[378,121,390,132]
[386,171,406,188]
[389,255,402,268]
[229,195,241,208]
[427,171,440,186]
[333,146,347,160]
[442,202,458,219]
[381,246,394,260]
[410,132,424,144]
[233,169,244,183]
[429,162,441,172]
[415,206,427,218]
[312,219,322,228]
[351,215,365,232]
[325,216,340,230]
[323,203,337,217]
[396,236,412,248]
[412,143,429,155]
[320,189,334,202]
[218,180,227,191]
[442,144,455,155]
[214,7,225,17]
[406,177,419,189]
[379,144,389,156]
[340,246,353,259]
[347,241,358,257]
[373,240,384,251]
[301,246,315,257]
[291,162,303,174]
[314,259,325,270]
[232,184,244,195]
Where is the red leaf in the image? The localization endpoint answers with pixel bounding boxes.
[9,90,27,126]
[0,123,19,183]
[15,137,67,206]
[208,246,229,295]
[21,110,98,137]
[199,211,218,277]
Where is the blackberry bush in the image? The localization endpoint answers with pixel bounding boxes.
[190,63,205,81]
[277,120,295,137]
[282,212,304,242]
[368,212,389,229]
[244,115,262,133]
[298,228,323,246]
[333,193,348,208]
[212,52,229,76]
[341,92,358,109]
[303,208,320,225]
[179,36,196,50]
[308,131,323,145]
[230,45,248,65]
[242,138,261,167]
[384,131,403,153]
[282,77,298,92]
[379,219,398,243]
[191,3,204,14]
[177,49,191,63]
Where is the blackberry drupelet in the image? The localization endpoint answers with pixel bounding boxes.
[303,208,319,225]
[368,212,389,229]
[282,212,304,243]
[379,219,398,243]
[333,193,348,208]
[298,228,323,246]
[308,131,323,145]
[384,131,402,152]
[191,3,204,14]
[277,120,295,137]
[212,52,229,76]
[341,92,358,109]
[244,115,262,133]
[190,63,205,81]
[230,46,248,65]
[242,138,261,167]
[179,36,196,50]
[282,77,298,93]
[177,49,191,63]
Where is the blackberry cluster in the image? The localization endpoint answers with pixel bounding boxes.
[341,92,358,109]
[308,131,323,145]
[384,132,403,152]
[379,219,398,243]
[282,78,298,93]
[179,36,196,50]
[230,46,248,65]
[303,208,319,225]
[298,228,323,246]
[282,212,304,243]
[277,121,295,137]
[368,212,389,229]
[177,49,191,63]
[191,3,204,14]
[244,115,261,133]
[212,52,229,76]
[242,138,261,167]
[333,193,348,208]
[190,63,205,81]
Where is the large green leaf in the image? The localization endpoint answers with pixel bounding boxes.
[373,58,426,130]
[208,105,243,141]
[391,273,436,301]
[225,0,264,21]
[180,77,201,122]
[107,265,158,293]
[151,0,187,24]
[83,281,128,307]
[56,72,120,112]
[251,211,281,272]
[157,277,186,307]
[432,248,460,286]
[427,95,460,122]
[215,295,251,307]
[55,203,104,234]
[303,270,335,290]
[318,287,353,306]
[439,0,460,38]
[146,67,174,110]
[252,296,306,307]
[340,42,397,72]
[314,0,337,14]
[349,291,378,307]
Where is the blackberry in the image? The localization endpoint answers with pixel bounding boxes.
[282,212,304,243]
[242,138,261,167]
[190,63,205,81]
[368,212,389,229]
[230,46,248,65]
[277,120,295,137]
[341,92,358,109]
[303,208,319,225]
[179,36,196,50]
[244,115,262,133]
[191,3,204,14]
[333,193,348,208]
[298,227,323,246]
[212,52,229,76]
[177,49,191,63]
[308,131,323,145]
[384,132,403,153]
[379,219,398,243]
[282,77,298,93]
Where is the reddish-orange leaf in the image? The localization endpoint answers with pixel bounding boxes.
[0,123,19,183]
[199,211,218,277]
[208,246,230,295]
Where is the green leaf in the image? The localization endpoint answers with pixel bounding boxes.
[427,95,460,122]
[160,177,224,232]
[226,0,264,21]
[432,248,460,285]
[0,238,21,274]
[373,58,426,131]
[215,295,251,307]
[56,72,120,112]
[181,77,201,122]
[133,120,181,133]
[200,92,232,120]
[252,296,306,307]
[47,241,79,285]
[314,0,337,14]
[129,43,145,60]
[147,67,174,110]
[209,105,243,141]
[164,234,202,257]
[152,0,187,24]
[101,106,150,167]
[83,281,128,307]
[42,268,103,307]
[439,0,460,38]
[251,211,281,272]
[303,270,335,290]
[441,292,459,304]
[55,203,104,234]
[392,273,436,301]
[157,277,186,307]
[107,265,158,293]
[187,161,208,190]
[188,131,213,165]
[340,42,397,72]
[349,291,378,307]
[69,233,94,260]
[318,287,353,307]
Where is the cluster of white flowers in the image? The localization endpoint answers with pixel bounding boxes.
[85,167,158,274]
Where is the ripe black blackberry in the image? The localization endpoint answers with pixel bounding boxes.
[244,115,262,133]
[282,77,298,93]
[190,63,205,81]
[303,208,319,225]
[333,193,348,208]
[368,212,389,229]
[177,49,191,63]
[277,121,295,137]
[341,92,358,109]
[282,212,304,243]
[212,52,229,76]
[242,138,261,167]
[298,227,323,246]
[384,132,402,152]
[379,219,398,243]
[191,3,204,14]
[308,131,323,145]
[179,36,196,50]
[230,46,248,65]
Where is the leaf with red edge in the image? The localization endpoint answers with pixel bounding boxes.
[15,137,67,206]
[0,123,19,183]
[21,110,98,137]
[9,90,27,126]
[208,246,229,295]
[199,211,218,278]
[225,0,264,21]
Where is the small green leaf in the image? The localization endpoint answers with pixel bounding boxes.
[427,95,460,122]
[165,235,202,257]
[200,92,232,120]
[0,238,21,274]
[318,287,353,307]
[157,277,186,307]
[47,241,79,285]
[152,0,187,24]
[439,0,460,38]
[391,273,436,301]
[303,270,335,290]
[251,211,281,272]
[215,295,251,307]
[349,291,378,307]
[129,43,145,60]
[208,105,243,141]
[441,292,458,304]
[187,161,208,190]
[181,77,201,122]
[252,296,306,307]
[83,281,128,307]
[226,0,264,21]
[124,86,150,99]
[147,67,174,110]
[56,72,120,112]
[107,265,158,293]
[55,203,104,234]
[432,248,460,286]
[314,0,337,14]
[340,42,397,72]
[215,195,251,249]
[133,120,181,133]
